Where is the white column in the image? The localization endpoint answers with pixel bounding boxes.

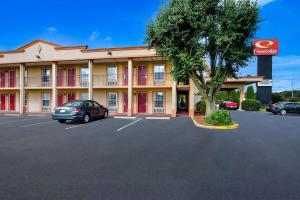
[189,79,195,116]
[171,80,177,117]
[88,60,94,100]
[239,86,244,110]
[19,64,25,114]
[128,58,133,116]
[52,62,57,111]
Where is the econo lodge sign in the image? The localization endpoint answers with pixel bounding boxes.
[253,39,279,56]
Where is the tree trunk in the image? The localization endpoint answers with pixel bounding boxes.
[204,98,216,116]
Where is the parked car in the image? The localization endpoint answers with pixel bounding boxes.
[52,100,108,123]
[219,100,239,110]
[266,103,281,112]
[272,102,300,115]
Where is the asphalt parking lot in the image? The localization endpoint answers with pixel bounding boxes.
[0,111,299,200]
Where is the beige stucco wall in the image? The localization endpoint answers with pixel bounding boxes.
[28,90,42,112]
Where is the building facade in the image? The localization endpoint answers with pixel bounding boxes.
[0,40,263,116]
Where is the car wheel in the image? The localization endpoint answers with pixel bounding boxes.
[83,114,90,123]
[104,111,108,118]
[280,110,287,116]
[58,119,66,123]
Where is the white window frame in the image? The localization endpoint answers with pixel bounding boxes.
[153,92,165,113]
[107,66,118,86]
[80,68,89,87]
[42,93,51,112]
[153,64,165,85]
[107,92,118,112]
[42,68,51,87]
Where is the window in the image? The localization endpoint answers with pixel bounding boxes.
[154,64,165,85]
[85,101,93,107]
[42,68,50,87]
[107,92,117,112]
[107,66,117,85]
[154,92,164,113]
[80,68,89,86]
[80,93,89,100]
[42,93,50,112]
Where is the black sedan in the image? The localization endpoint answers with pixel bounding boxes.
[52,100,108,123]
[272,102,300,115]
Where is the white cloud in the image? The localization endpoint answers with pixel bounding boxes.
[89,31,100,41]
[256,0,277,6]
[47,27,57,32]
[103,36,112,41]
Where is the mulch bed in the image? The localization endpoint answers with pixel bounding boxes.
[194,114,206,125]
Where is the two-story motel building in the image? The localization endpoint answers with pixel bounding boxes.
[0,40,263,117]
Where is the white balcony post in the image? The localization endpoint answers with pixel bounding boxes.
[128,58,133,116]
[88,60,94,100]
[189,79,195,117]
[52,62,57,111]
[19,64,25,114]
[239,86,244,110]
[171,80,177,117]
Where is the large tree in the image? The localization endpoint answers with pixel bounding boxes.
[145,0,260,115]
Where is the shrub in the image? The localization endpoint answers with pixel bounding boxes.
[241,99,262,111]
[245,86,256,100]
[196,100,206,114]
[289,97,300,102]
[272,93,285,103]
[205,110,233,126]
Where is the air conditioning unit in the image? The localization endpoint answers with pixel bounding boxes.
[154,108,164,113]
[108,107,117,112]
[108,81,118,86]
[42,82,50,87]
[42,106,50,112]
[80,81,89,87]
[153,80,164,85]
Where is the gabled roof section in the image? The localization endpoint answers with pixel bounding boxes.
[16,39,62,50]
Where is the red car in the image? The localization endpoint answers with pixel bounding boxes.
[219,100,239,110]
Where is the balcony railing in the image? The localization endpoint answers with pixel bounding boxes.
[0,77,19,88]
[25,77,52,88]
[57,75,89,87]
[93,75,128,87]
[133,73,172,86]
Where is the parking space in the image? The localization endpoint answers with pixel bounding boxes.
[0,112,300,200]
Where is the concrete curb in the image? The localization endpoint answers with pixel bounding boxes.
[191,116,239,130]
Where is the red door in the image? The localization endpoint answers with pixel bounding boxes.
[57,68,64,86]
[9,71,15,88]
[138,66,147,85]
[124,66,128,86]
[67,93,75,102]
[67,68,75,86]
[138,93,147,113]
[57,93,64,106]
[0,94,5,110]
[0,71,5,88]
[123,93,128,113]
[9,94,15,111]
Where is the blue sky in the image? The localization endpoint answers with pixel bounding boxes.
[0,0,298,92]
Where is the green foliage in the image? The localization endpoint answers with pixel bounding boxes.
[289,97,300,102]
[280,90,300,98]
[145,0,260,115]
[272,93,285,103]
[245,85,256,100]
[196,101,206,114]
[241,99,262,111]
[216,91,228,104]
[205,110,233,126]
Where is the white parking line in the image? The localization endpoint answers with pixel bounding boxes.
[20,121,55,127]
[65,124,84,130]
[65,120,102,130]
[0,117,48,125]
[146,117,170,120]
[116,119,142,132]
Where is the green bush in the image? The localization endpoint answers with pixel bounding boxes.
[272,93,285,103]
[289,97,300,102]
[196,101,206,114]
[205,110,233,126]
[241,99,262,111]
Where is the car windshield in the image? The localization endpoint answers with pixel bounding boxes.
[62,102,83,107]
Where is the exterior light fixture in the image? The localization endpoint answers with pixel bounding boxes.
[107,51,112,56]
